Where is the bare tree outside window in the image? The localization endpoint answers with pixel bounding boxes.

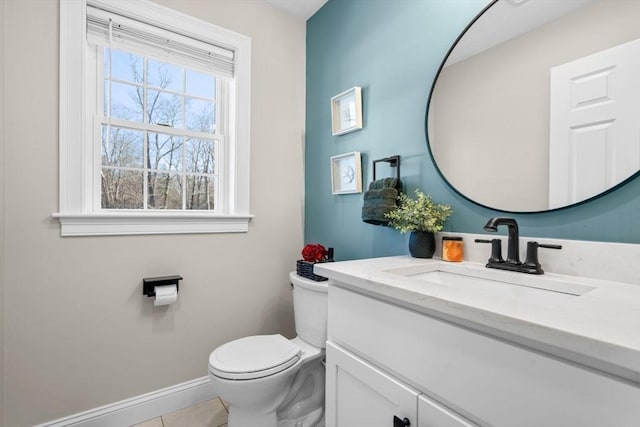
[101,49,218,211]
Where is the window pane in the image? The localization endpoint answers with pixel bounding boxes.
[185,138,215,174]
[147,59,183,92]
[102,126,144,168]
[105,49,143,83]
[147,172,182,209]
[101,169,144,209]
[186,70,215,99]
[186,175,215,210]
[147,90,183,127]
[185,98,215,133]
[148,133,183,172]
[99,50,223,213]
[105,81,144,123]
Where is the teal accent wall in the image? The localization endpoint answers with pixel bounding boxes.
[305,0,640,261]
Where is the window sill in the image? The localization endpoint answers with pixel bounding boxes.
[52,212,254,236]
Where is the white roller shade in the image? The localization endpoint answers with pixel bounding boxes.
[86,3,234,78]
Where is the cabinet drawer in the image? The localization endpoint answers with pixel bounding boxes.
[325,342,419,427]
[328,285,640,427]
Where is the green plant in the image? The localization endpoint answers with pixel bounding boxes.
[385,190,452,233]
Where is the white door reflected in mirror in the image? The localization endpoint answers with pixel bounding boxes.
[549,38,640,208]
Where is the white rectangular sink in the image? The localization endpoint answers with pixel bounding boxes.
[384,263,596,309]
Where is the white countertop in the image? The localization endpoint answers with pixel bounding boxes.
[315,256,640,383]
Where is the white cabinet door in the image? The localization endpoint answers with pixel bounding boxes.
[325,342,419,427]
[418,394,477,427]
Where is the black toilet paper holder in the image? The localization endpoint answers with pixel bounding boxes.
[143,275,183,297]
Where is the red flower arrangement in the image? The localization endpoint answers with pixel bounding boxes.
[301,243,328,263]
[297,243,333,281]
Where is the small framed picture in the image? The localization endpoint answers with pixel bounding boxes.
[331,86,363,136]
[331,152,362,194]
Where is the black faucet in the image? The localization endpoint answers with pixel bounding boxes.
[483,217,520,264]
[476,217,562,274]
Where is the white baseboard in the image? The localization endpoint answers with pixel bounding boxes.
[34,376,217,427]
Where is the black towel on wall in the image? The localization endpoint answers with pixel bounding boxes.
[361,178,402,226]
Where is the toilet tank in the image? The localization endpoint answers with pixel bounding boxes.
[290,272,329,348]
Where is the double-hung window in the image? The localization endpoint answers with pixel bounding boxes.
[56,0,252,236]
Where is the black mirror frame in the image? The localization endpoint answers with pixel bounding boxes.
[424,0,640,214]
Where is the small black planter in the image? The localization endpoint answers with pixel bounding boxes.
[408,231,436,258]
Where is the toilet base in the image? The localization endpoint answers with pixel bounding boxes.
[277,356,325,425]
[278,407,324,427]
[224,355,325,427]
[226,406,323,427]
[228,408,278,427]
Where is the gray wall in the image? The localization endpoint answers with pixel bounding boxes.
[1,1,306,425]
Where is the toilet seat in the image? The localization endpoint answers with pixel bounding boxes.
[208,334,301,380]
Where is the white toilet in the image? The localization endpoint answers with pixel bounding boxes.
[208,272,329,427]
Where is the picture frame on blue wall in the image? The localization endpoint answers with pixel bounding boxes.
[331,86,363,136]
[331,152,362,194]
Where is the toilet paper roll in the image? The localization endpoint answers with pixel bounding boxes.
[154,284,177,306]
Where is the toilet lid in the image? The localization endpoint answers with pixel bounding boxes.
[208,334,301,380]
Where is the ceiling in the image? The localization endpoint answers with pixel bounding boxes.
[446,0,598,65]
[264,0,328,20]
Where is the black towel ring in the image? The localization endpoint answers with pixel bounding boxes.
[372,155,400,181]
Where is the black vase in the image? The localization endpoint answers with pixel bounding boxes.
[408,231,436,258]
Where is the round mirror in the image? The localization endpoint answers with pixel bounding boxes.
[427,0,640,213]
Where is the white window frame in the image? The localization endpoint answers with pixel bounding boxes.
[54,0,253,236]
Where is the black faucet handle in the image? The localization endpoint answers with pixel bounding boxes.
[539,243,562,250]
[523,242,562,274]
[475,238,504,264]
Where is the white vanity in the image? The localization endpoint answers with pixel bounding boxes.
[315,249,640,427]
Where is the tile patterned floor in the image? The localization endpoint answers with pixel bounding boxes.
[130,398,228,427]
